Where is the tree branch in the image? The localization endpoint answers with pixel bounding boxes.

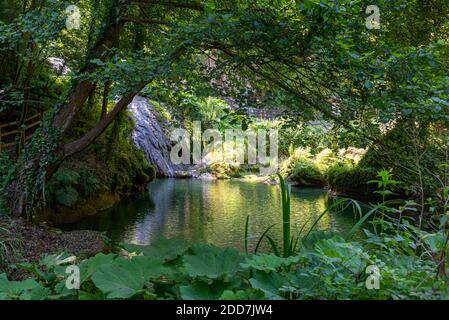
[53,20,124,133]
[62,82,148,159]
[121,16,169,25]
[130,0,205,12]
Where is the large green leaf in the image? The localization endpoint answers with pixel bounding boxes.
[314,236,368,273]
[79,253,116,284]
[122,238,188,262]
[0,273,44,300]
[183,244,245,279]
[249,272,288,300]
[180,280,238,300]
[91,256,171,299]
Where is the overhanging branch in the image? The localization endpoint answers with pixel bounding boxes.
[130,0,205,11]
[62,82,148,159]
[121,16,169,25]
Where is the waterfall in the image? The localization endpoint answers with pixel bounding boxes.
[127,96,190,177]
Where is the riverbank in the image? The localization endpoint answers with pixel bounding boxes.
[0,216,106,280]
[34,192,121,226]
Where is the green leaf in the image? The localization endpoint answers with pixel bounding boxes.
[78,290,107,300]
[249,272,287,300]
[184,244,245,279]
[79,253,116,284]
[220,288,266,300]
[314,236,368,273]
[180,280,237,300]
[0,274,42,300]
[55,187,78,207]
[21,285,50,300]
[91,256,171,299]
[241,254,300,272]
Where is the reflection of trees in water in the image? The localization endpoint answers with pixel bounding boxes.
[127,179,176,244]
[67,180,354,249]
[65,190,156,245]
[290,194,329,233]
[128,179,209,244]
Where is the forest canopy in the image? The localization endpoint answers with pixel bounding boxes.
[1,0,449,302]
[0,0,448,218]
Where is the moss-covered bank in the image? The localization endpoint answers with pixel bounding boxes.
[35,107,156,224]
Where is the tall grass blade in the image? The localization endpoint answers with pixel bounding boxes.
[254,223,276,255]
[266,235,280,257]
[278,174,291,257]
[244,215,250,254]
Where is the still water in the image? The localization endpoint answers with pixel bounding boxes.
[65,179,358,251]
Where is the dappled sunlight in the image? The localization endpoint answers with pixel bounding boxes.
[68,179,355,252]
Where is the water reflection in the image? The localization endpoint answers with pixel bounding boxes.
[65,179,357,251]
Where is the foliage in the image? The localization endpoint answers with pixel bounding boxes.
[327,162,378,198]
[41,108,156,210]
[281,147,365,187]
[359,123,447,198]
[0,226,447,300]
[1,170,448,300]
[284,156,325,187]
[200,162,241,179]
[0,0,448,215]
[0,220,21,271]
[0,154,15,215]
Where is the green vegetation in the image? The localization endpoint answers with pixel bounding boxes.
[1,172,448,300]
[0,0,448,301]
[1,207,448,299]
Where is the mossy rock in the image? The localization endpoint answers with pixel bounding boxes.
[285,157,326,187]
[326,163,378,199]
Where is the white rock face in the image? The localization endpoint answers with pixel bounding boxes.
[127,96,191,177]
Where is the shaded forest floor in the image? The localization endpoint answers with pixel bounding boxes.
[0,217,105,280]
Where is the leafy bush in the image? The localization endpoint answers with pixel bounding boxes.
[289,158,325,186]
[45,168,81,208]
[202,162,242,179]
[0,230,446,300]
[281,149,325,186]
[43,111,156,209]
[280,147,367,187]
[53,187,78,208]
[358,122,447,198]
[326,163,378,198]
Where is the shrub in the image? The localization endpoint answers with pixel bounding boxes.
[357,121,447,198]
[0,218,22,272]
[326,162,378,198]
[0,232,446,300]
[45,168,81,208]
[281,148,325,187]
[289,158,325,186]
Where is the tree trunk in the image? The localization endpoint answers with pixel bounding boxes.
[101,81,111,120]
[7,9,125,216]
[63,82,147,158]
[53,20,123,133]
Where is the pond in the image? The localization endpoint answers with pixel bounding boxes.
[64,178,358,251]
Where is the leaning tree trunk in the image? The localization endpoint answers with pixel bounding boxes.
[4,0,200,216]
[5,9,125,217]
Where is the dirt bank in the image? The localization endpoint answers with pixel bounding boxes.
[0,216,106,279]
